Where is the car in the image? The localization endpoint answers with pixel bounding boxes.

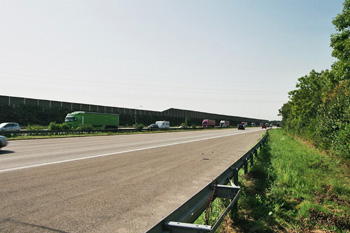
[0,135,8,149]
[0,122,20,131]
[262,124,267,129]
[238,124,245,130]
[147,124,159,129]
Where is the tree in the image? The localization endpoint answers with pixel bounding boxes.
[279,0,350,158]
[330,0,350,80]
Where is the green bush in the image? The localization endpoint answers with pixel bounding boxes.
[279,1,350,160]
[26,124,46,130]
[48,122,61,130]
[333,124,350,158]
[76,124,94,130]
[134,123,144,130]
[48,122,71,131]
[61,123,70,130]
[180,123,187,127]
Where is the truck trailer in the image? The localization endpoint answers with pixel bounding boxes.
[202,119,216,128]
[65,111,119,129]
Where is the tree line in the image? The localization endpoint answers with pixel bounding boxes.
[279,0,350,159]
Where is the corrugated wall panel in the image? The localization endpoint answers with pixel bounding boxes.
[0,95,268,123]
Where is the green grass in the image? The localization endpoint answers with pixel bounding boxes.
[193,129,350,232]
[233,129,350,232]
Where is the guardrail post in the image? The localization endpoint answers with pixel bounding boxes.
[233,167,239,185]
[250,152,254,167]
[243,159,248,174]
[231,167,239,217]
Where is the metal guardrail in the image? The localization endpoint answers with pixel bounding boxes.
[0,129,138,137]
[146,131,269,233]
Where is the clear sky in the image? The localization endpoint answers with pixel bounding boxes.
[0,0,344,120]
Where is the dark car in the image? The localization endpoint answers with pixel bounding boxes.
[238,124,245,130]
[0,135,8,149]
[262,124,267,129]
[148,124,159,129]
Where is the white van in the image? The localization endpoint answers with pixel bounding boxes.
[155,121,170,129]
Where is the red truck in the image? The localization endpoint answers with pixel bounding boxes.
[202,119,216,128]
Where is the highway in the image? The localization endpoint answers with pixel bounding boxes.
[0,128,264,233]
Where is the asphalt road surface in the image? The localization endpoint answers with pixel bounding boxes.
[0,128,265,233]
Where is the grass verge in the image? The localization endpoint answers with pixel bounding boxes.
[232,129,350,232]
[195,129,350,232]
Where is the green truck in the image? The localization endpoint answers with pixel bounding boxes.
[65,111,119,129]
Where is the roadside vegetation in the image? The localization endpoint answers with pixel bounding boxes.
[279,0,350,160]
[196,129,350,232]
[242,3,350,231]
[232,129,350,232]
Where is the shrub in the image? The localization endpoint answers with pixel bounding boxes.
[48,122,61,130]
[134,123,144,130]
[76,124,94,130]
[26,124,46,130]
[48,122,71,131]
[60,123,70,130]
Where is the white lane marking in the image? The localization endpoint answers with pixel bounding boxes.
[0,130,261,173]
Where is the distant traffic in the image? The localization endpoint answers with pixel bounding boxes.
[0,111,278,150]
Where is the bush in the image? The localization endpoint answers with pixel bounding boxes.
[48,122,61,130]
[48,122,71,131]
[76,124,94,130]
[61,123,70,130]
[134,123,144,130]
[26,124,46,130]
[333,124,350,159]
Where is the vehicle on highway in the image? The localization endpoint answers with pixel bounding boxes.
[241,121,248,127]
[262,124,267,129]
[202,119,216,128]
[219,120,230,128]
[155,121,170,129]
[148,124,159,129]
[238,124,245,130]
[65,111,119,129]
[0,122,20,131]
[0,135,8,149]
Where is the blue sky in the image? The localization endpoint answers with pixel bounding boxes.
[0,0,344,120]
